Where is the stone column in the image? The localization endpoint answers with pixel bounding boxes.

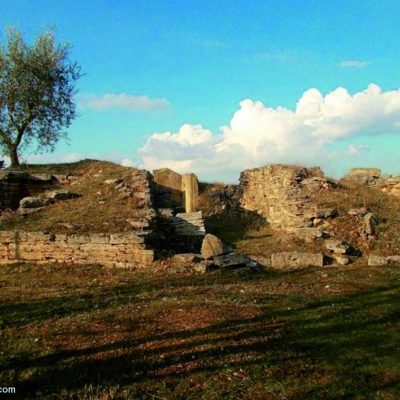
[181,173,199,213]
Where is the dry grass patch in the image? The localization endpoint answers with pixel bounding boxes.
[2,160,148,233]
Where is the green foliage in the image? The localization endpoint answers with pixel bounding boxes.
[0,27,81,166]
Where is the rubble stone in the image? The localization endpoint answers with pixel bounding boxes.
[201,234,231,259]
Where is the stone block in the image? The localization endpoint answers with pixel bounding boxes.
[368,255,389,266]
[271,252,324,269]
[213,252,251,268]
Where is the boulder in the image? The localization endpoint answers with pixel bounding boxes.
[19,196,49,209]
[201,234,232,259]
[271,252,324,269]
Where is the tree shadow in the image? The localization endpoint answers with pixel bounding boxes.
[2,271,399,399]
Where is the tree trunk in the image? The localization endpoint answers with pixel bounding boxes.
[9,146,20,168]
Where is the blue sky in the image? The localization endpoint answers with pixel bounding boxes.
[1,0,400,181]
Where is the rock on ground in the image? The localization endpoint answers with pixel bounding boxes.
[271,252,324,269]
[201,234,232,260]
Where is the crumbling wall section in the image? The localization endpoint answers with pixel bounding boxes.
[343,168,400,197]
[239,165,334,231]
[0,172,57,210]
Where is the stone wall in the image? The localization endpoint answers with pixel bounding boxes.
[0,230,154,268]
[239,165,334,232]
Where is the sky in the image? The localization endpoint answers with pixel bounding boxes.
[1,0,400,182]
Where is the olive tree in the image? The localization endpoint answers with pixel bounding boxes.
[0,28,81,167]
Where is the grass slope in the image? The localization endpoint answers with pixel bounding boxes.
[0,263,399,399]
[2,160,144,233]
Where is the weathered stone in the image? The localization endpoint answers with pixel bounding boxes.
[368,255,389,266]
[19,196,49,209]
[182,173,199,213]
[363,212,378,236]
[153,168,183,206]
[173,211,206,236]
[104,178,123,185]
[348,207,368,217]
[201,234,231,260]
[324,239,351,254]
[49,190,80,201]
[271,252,324,269]
[213,252,251,268]
[388,255,400,264]
[294,227,323,242]
[331,254,350,265]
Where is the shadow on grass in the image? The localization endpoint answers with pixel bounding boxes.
[1,267,399,399]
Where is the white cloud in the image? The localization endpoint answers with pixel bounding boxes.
[139,84,400,181]
[120,158,135,167]
[338,60,370,69]
[78,93,170,112]
[348,144,370,156]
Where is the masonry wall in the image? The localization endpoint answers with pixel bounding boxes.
[0,231,154,268]
[239,165,332,231]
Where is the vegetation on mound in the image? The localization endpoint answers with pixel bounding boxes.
[0,263,399,399]
[2,160,145,233]
[312,180,400,256]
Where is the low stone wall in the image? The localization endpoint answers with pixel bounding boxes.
[0,230,154,268]
[239,164,334,231]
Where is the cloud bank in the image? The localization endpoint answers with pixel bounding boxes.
[78,93,170,112]
[139,84,400,181]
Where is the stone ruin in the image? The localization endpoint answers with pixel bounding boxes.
[1,162,399,270]
[343,167,400,197]
[239,164,336,239]
[0,171,59,210]
[0,166,205,268]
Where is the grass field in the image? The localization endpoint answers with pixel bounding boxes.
[1,262,399,399]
